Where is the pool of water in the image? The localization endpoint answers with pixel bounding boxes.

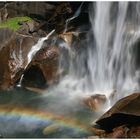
[0,87,99,138]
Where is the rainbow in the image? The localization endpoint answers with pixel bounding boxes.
[0,105,91,134]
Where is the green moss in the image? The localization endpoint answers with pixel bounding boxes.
[0,16,32,31]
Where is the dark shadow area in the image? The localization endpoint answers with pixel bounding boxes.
[97,113,140,132]
[22,65,47,88]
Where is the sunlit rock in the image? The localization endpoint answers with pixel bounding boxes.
[59,32,77,47]
[59,31,87,47]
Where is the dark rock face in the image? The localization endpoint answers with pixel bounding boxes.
[22,65,47,88]
[91,93,140,138]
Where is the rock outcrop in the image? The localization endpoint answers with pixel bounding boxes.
[0,28,35,90]
[91,93,140,138]
[0,2,90,91]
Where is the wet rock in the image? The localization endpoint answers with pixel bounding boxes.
[96,93,140,130]
[92,93,140,138]
[91,124,140,138]
[83,94,107,111]
[35,46,59,62]
[0,28,62,90]
[21,42,60,89]
[33,46,60,86]
[59,32,77,47]
[0,28,35,90]
[106,125,129,138]
[59,31,87,47]
[90,127,105,136]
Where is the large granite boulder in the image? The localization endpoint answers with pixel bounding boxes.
[0,28,35,90]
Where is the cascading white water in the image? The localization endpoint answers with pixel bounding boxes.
[27,29,55,65]
[88,2,140,102]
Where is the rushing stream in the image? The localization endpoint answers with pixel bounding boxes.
[1,2,140,138]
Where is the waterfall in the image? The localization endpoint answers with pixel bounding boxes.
[88,2,140,101]
[17,29,55,87]
[44,2,140,110]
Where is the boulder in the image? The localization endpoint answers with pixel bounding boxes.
[106,125,129,138]
[91,93,140,138]
[83,94,107,111]
[0,28,35,90]
[96,93,140,130]
[32,46,60,86]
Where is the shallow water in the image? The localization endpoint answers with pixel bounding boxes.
[0,88,98,138]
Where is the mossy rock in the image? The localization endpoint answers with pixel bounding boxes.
[0,16,32,31]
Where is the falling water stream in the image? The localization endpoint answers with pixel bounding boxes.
[17,30,55,87]
[64,2,84,33]
[89,2,140,102]
[1,2,140,138]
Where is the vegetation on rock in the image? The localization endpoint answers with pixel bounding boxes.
[0,16,32,31]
